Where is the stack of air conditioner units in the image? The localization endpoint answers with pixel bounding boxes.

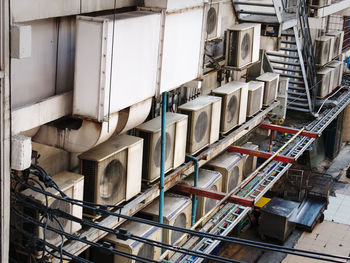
[91,221,161,263]
[135,113,188,183]
[326,31,344,59]
[141,193,192,246]
[316,68,332,98]
[256,72,279,106]
[204,2,221,41]
[182,169,222,221]
[247,81,264,117]
[73,12,161,122]
[178,96,221,154]
[308,0,331,7]
[225,23,261,69]
[21,172,84,249]
[241,142,259,179]
[79,134,143,215]
[314,36,332,66]
[327,61,344,88]
[206,151,243,193]
[212,81,249,134]
[143,0,204,93]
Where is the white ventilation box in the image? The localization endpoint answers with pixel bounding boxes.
[79,134,143,214]
[73,12,161,122]
[183,169,222,221]
[141,193,192,245]
[241,142,258,179]
[11,135,32,171]
[178,96,222,154]
[21,171,84,248]
[328,60,344,88]
[225,23,261,68]
[204,2,221,41]
[206,152,243,193]
[100,221,162,263]
[256,73,279,106]
[144,0,204,93]
[11,24,32,59]
[314,36,332,66]
[135,113,188,183]
[316,67,332,98]
[212,81,249,133]
[247,81,264,117]
[326,31,344,58]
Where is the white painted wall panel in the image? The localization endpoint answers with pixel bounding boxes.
[12,0,80,23]
[11,19,57,108]
[74,12,161,121]
[144,0,203,10]
[81,0,138,13]
[160,7,204,92]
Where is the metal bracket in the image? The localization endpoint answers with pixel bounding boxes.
[258,123,319,138]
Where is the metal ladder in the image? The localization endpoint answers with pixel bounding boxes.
[176,89,350,263]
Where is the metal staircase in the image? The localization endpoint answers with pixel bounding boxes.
[232,0,317,114]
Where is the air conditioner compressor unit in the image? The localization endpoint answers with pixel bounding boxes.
[326,31,344,59]
[135,112,188,183]
[314,36,332,67]
[141,193,192,246]
[327,60,344,88]
[73,12,161,122]
[206,152,243,193]
[21,172,84,249]
[256,72,279,106]
[225,23,261,68]
[247,81,264,117]
[178,96,221,155]
[241,142,258,179]
[212,81,249,134]
[79,134,143,215]
[182,169,222,221]
[316,67,332,98]
[91,221,161,263]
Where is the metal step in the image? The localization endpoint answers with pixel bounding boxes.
[266,52,299,59]
[280,47,298,52]
[237,10,276,16]
[279,73,304,79]
[288,96,308,102]
[288,90,307,97]
[287,101,310,108]
[270,60,301,67]
[273,66,302,73]
[234,1,274,7]
[288,86,306,92]
[289,79,305,85]
[281,32,295,37]
[281,40,296,45]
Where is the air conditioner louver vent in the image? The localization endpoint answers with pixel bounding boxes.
[154,132,172,167]
[195,111,209,143]
[205,185,218,214]
[206,7,217,35]
[137,243,154,263]
[100,159,126,202]
[241,32,251,61]
[227,95,239,123]
[171,213,186,245]
[46,199,71,242]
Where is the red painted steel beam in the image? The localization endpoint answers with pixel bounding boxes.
[258,123,319,138]
[172,183,254,207]
[228,146,295,163]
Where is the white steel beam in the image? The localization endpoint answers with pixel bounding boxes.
[314,0,350,18]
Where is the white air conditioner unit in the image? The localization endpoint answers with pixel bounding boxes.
[225,23,261,68]
[271,77,289,121]
[326,31,344,59]
[79,134,143,215]
[326,66,336,94]
[316,67,332,98]
[314,36,332,66]
[256,73,279,106]
[247,81,264,117]
[97,221,162,263]
[212,81,248,134]
[241,142,258,179]
[182,169,222,221]
[21,172,84,249]
[141,193,192,246]
[135,113,188,183]
[206,152,243,193]
[308,0,331,8]
[73,12,161,122]
[204,3,221,41]
[178,96,222,154]
[328,60,344,88]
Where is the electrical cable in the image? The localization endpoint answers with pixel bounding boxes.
[13,177,350,263]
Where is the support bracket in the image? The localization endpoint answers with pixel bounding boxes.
[258,123,319,138]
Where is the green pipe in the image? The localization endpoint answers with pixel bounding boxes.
[159,92,167,244]
[186,154,199,227]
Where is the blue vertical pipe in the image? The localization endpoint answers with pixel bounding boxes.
[186,154,199,227]
[159,92,167,243]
